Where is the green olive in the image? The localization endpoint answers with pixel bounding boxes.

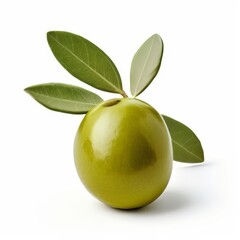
[74,98,173,209]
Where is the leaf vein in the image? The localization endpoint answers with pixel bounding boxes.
[30,91,99,106]
[172,139,202,161]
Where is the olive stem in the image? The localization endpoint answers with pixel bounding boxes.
[120,90,128,98]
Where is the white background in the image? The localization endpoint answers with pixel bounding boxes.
[0,0,239,239]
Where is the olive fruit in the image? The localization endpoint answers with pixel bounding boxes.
[74,98,173,209]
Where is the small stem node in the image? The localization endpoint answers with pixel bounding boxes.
[120,90,128,98]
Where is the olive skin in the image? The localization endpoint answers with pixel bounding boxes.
[74,98,173,209]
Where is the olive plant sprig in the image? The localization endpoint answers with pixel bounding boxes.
[25,31,204,163]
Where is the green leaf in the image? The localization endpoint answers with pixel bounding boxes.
[162,115,204,163]
[25,83,103,114]
[130,34,163,97]
[47,31,123,94]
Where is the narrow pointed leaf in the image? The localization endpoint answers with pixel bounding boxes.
[162,115,204,163]
[47,31,123,94]
[130,34,163,97]
[25,83,103,114]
